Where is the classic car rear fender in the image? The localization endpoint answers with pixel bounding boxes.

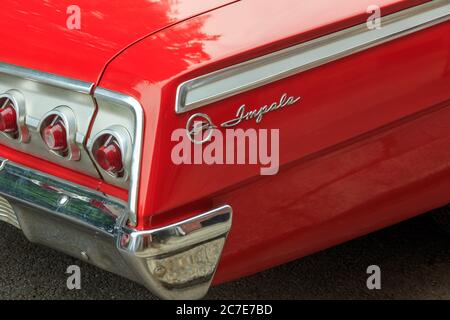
[0,0,449,300]
[97,0,450,285]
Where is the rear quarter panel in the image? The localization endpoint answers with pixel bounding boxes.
[97,1,450,282]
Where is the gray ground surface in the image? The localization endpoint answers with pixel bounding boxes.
[0,210,449,300]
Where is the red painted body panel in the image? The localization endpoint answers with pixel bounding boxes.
[0,0,235,82]
[215,99,450,283]
[98,0,445,223]
[95,1,450,282]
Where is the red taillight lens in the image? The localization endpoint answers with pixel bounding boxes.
[43,120,67,151]
[94,137,123,174]
[0,105,18,133]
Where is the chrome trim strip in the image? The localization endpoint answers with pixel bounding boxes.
[0,62,93,94]
[93,88,144,227]
[176,0,450,113]
[120,205,232,256]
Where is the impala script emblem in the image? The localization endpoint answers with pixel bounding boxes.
[172,93,300,175]
[186,93,301,144]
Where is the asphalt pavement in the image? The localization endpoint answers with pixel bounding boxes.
[0,209,449,300]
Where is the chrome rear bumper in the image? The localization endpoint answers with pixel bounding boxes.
[0,158,232,300]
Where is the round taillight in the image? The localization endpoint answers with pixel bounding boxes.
[90,126,131,179]
[39,106,80,160]
[0,91,30,143]
[0,104,18,133]
[94,138,123,174]
[42,117,68,151]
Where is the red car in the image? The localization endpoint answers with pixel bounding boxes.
[0,0,449,299]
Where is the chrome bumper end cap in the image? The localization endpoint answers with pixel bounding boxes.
[118,205,232,300]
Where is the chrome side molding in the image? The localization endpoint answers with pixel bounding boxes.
[175,0,450,113]
[0,63,92,93]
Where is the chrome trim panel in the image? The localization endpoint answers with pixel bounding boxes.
[0,63,93,93]
[176,0,450,113]
[93,88,144,227]
[0,63,100,177]
[0,62,142,224]
[0,157,232,299]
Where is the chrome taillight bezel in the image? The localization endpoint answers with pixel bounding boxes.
[89,125,132,181]
[0,90,30,143]
[38,106,80,161]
